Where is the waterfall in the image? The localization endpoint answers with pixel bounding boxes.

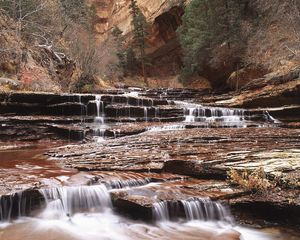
[95,95,104,124]
[153,201,170,221]
[152,198,233,223]
[180,102,246,127]
[0,190,42,222]
[180,198,233,223]
[0,194,18,222]
[39,185,112,218]
[94,128,106,137]
[184,108,196,122]
[113,129,121,138]
[144,107,148,122]
[106,178,151,189]
[94,128,106,142]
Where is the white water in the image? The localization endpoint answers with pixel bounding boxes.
[0,184,284,240]
[39,185,112,218]
[123,91,140,98]
[95,95,105,124]
[147,124,186,132]
[0,212,276,240]
[144,107,148,122]
[180,198,233,223]
[153,201,170,221]
[106,178,151,189]
[152,197,233,224]
[175,101,247,127]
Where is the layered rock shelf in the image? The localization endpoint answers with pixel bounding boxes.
[0,89,300,237]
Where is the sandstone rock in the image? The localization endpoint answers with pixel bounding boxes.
[227,67,268,90]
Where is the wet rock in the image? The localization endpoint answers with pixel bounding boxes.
[112,193,153,221]
[110,178,243,222]
[0,92,168,115]
[47,127,300,191]
[0,189,44,221]
[213,79,300,110]
[230,190,300,227]
[47,124,87,141]
[140,88,210,101]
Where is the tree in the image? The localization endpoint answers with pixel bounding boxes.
[59,0,95,33]
[125,46,138,76]
[129,0,149,85]
[112,26,126,80]
[177,0,245,83]
[0,0,47,72]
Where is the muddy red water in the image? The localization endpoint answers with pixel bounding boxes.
[0,141,78,196]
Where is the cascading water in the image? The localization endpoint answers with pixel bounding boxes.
[144,107,148,122]
[153,201,170,221]
[0,194,21,222]
[0,190,43,222]
[185,108,196,122]
[39,185,112,218]
[0,90,285,239]
[106,178,151,189]
[95,95,105,124]
[92,95,108,142]
[178,101,247,127]
[180,198,233,223]
[152,198,233,224]
[94,128,106,142]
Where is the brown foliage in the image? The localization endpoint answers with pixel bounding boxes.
[228,167,274,193]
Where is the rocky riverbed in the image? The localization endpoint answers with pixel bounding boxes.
[0,89,299,240]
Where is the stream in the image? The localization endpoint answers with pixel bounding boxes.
[0,89,299,240]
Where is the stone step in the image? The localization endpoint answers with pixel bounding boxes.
[0,92,168,115]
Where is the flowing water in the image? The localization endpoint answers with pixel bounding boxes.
[0,91,298,240]
[0,142,298,240]
[0,179,297,240]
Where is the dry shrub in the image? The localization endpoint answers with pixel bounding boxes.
[228,167,274,193]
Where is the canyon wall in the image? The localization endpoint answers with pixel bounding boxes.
[90,0,300,89]
[90,0,187,79]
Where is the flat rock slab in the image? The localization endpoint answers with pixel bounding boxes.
[47,127,300,185]
[45,126,300,211]
[110,177,245,221]
[210,79,300,109]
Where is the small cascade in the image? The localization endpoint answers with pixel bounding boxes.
[0,194,21,222]
[39,185,111,218]
[144,107,148,122]
[123,91,139,98]
[265,111,281,123]
[106,178,151,189]
[113,129,121,138]
[185,108,196,122]
[0,190,42,222]
[153,201,170,221]
[94,128,106,142]
[178,101,247,127]
[147,124,186,132]
[95,95,105,124]
[152,198,233,223]
[180,198,233,223]
[94,128,106,137]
